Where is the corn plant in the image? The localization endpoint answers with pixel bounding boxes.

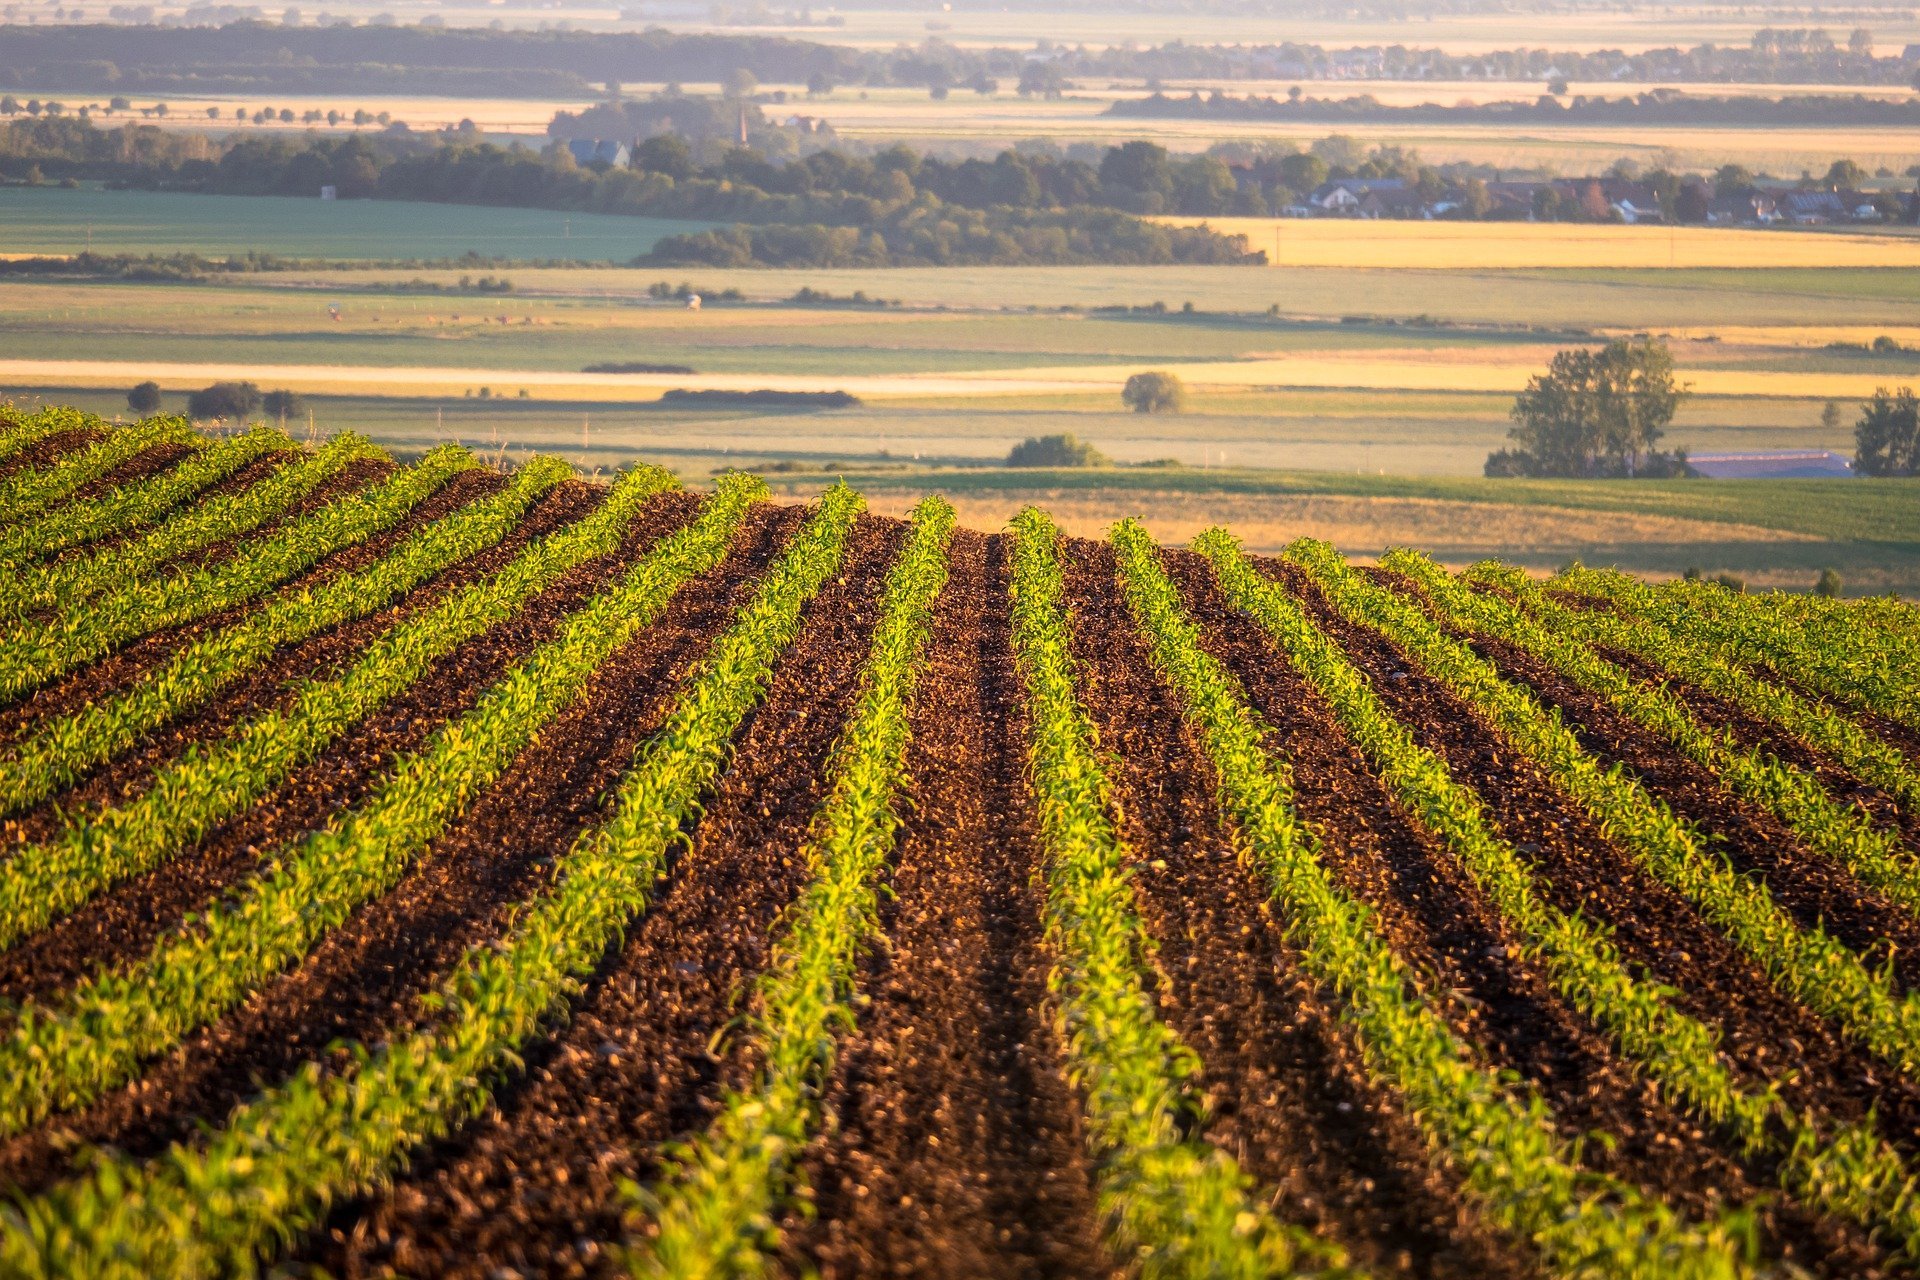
[0,431,386,623]
[0,462,668,952]
[0,453,579,821]
[0,483,860,1279]
[0,428,288,575]
[1492,565,1920,819]
[1189,529,1920,1261]
[1285,538,1920,1080]
[0,443,476,705]
[1566,568,1920,738]
[0,474,767,1134]
[0,417,197,528]
[1006,507,1350,1280]
[1392,553,1920,920]
[0,406,67,466]
[626,495,952,1278]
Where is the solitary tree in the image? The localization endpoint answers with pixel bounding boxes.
[1815,567,1844,597]
[1488,338,1690,477]
[126,381,162,415]
[722,68,759,99]
[1854,386,1919,476]
[186,380,262,421]
[1821,399,1843,433]
[1121,370,1186,414]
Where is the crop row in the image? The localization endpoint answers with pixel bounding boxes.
[1144,525,1750,1277]
[1287,541,1920,1080]
[0,406,74,466]
[1184,535,1920,1261]
[0,443,475,706]
[0,472,763,1135]
[0,480,858,1278]
[1402,557,1920,916]
[633,494,953,1275]
[1007,508,1340,1280]
[0,427,287,575]
[0,461,672,952]
[1566,568,1920,738]
[0,418,197,529]
[0,431,386,623]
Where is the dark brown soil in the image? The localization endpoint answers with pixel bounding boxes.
[66,442,196,502]
[0,489,713,1004]
[781,531,1116,1280]
[299,514,902,1280]
[0,494,786,1196]
[1065,541,1540,1278]
[0,428,102,481]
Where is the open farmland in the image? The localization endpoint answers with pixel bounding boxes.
[5,408,1920,1276]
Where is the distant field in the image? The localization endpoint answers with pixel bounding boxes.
[0,187,710,261]
[1165,219,1920,270]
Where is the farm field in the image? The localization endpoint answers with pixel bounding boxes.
[0,187,711,262]
[5,410,1920,1277]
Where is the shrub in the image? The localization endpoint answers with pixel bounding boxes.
[1006,434,1108,467]
[186,381,262,421]
[261,390,306,421]
[1121,371,1185,414]
[1815,567,1843,597]
[126,381,162,415]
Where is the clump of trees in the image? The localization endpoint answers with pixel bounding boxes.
[184,381,306,422]
[1854,386,1919,475]
[1122,371,1186,414]
[1486,338,1693,478]
[126,380,162,415]
[1007,434,1109,467]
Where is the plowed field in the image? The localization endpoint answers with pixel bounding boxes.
[5,407,1920,1279]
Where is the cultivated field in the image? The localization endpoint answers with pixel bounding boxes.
[4,410,1920,1277]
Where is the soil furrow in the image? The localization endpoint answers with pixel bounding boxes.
[299,512,901,1280]
[1062,542,1533,1278]
[0,496,788,1197]
[4,478,609,844]
[1263,559,1916,1266]
[66,442,195,502]
[0,489,709,1004]
[0,428,102,482]
[0,464,490,746]
[781,530,1116,1280]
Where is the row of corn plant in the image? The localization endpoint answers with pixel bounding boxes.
[0,417,197,528]
[0,452,579,820]
[1565,568,1920,738]
[0,484,860,1279]
[0,405,68,465]
[1503,566,1920,819]
[1283,539,1920,1080]
[626,495,953,1277]
[1005,507,1349,1280]
[0,431,385,623]
[1391,553,1920,919]
[0,465,665,951]
[1133,523,1756,1279]
[0,443,476,706]
[1185,529,1920,1261]
[0,428,288,575]
[0,474,768,1135]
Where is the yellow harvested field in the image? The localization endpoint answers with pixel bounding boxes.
[0,350,1899,403]
[1166,218,1920,270]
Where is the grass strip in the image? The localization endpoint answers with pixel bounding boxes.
[1284,539,1920,1080]
[0,473,766,1135]
[1007,507,1349,1280]
[0,464,654,950]
[0,482,855,1279]
[1571,570,1920,738]
[1399,554,1920,919]
[624,495,952,1277]
[0,443,475,706]
[1189,530,1920,1261]
[0,428,287,574]
[0,431,385,623]
[0,417,197,528]
[0,453,578,821]
[1529,568,1920,817]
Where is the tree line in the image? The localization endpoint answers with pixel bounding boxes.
[1112,89,1920,129]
